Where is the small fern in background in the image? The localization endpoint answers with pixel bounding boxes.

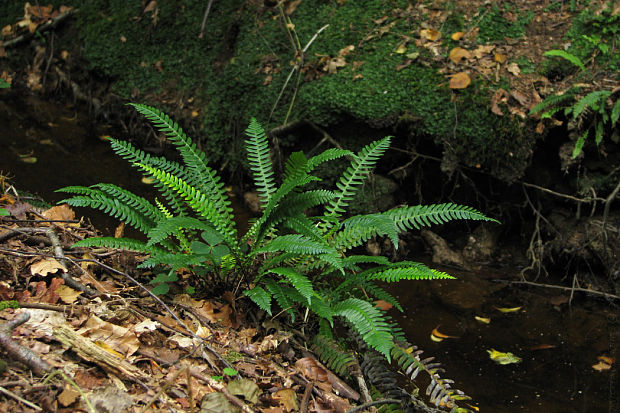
[58,104,497,411]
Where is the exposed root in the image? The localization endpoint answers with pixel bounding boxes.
[0,312,52,376]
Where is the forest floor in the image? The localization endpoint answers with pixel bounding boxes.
[0,201,366,413]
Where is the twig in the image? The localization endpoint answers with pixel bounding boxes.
[190,368,255,413]
[493,279,620,301]
[45,228,98,296]
[602,178,620,245]
[344,399,402,413]
[522,182,606,203]
[197,0,215,39]
[141,366,187,413]
[2,9,77,48]
[0,386,42,411]
[299,381,313,413]
[0,312,52,376]
[42,369,96,413]
[269,24,329,121]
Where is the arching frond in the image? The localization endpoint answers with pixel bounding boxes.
[245,117,276,209]
[129,104,235,232]
[147,216,214,246]
[254,234,336,256]
[311,334,356,377]
[365,261,455,282]
[384,203,498,232]
[324,137,391,226]
[243,286,272,315]
[72,237,165,255]
[333,213,400,251]
[58,188,156,234]
[136,163,237,248]
[306,148,353,171]
[333,298,393,360]
[267,267,313,303]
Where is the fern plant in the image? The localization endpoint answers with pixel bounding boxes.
[58,104,496,411]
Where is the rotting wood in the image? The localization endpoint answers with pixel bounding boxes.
[52,323,147,383]
[2,9,77,49]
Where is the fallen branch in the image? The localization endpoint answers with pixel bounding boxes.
[2,9,77,48]
[0,386,42,411]
[45,228,99,297]
[0,312,52,376]
[493,279,620,301]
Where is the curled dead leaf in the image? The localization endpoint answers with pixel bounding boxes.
[451,31,464,41]
[449,72,471,89]
[420,28,441,41]
[449,47,471,64]
[494,53,507,63]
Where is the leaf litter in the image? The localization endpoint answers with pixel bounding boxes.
[0,201,358,412]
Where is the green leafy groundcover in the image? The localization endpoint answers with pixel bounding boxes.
[70,0,530,181]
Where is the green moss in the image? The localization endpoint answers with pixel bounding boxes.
[477,3,533,43]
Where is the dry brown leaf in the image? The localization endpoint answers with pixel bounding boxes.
[494,53,507,63]
[449,47,471,64]
[285,0,302,15]
[507,62,521,76]
[451,31,464,41]
[472,45,495,59]
[420,28,441,41]
[449,72,471,89]
[42,204,75,222]
[1,24,12,37]
[78,315,140,357]
[592,361,612,372]
[510,90,529,106]
[273,388,298,412]
[374,300,393,311]
[338,45,354,56]
[57,384,80,407]
[31,257,66,276]
[296,357,329,382]
[143,0,157,13]
[56,284,81,304]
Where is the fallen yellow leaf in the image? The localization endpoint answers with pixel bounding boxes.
[449,47,471,64]
[487,349,521,365]
[449,72,471,89]
[494,53,507,63]
[451,32,464,41]
[474,315,491,324]
[495,306,522,313]
[420,28,441,41]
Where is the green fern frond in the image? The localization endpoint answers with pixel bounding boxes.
[367,262,455,282]
[543,49,586,72]
[307,293,333,323]
[129,104,235,232]
[245,118,276,209]
[324,137,392,225]
[384,203,497,232]
[109,139,189,215]
[281,215,327,244]
[311,334,356,377]
[342,255,390,270]
[267,267,313,303]
[264,279,298,321]
[136,163,237,248]
[529,89,579,115]
[283,151,309,179]
[72,237,164,255]
[333,213,400,251]
[243,286,272,315]
[359,281,404,312]
[58,188,156,234]
[254,234,336,256]
[278,190,336,215]
[92,183,166,223]
[571,90,612,119]
[333,298,393,360]
[306,148,353,170]
[147,216,215,246]
[139,251,206,270]
[611,99,620,125]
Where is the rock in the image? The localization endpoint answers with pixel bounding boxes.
[421,230,471,270]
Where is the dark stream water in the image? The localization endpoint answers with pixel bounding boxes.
[1,94,617,413]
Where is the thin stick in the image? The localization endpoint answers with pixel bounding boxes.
[494,279,620,301]
[344,399,402,413]
[2,9,77,48]
[0,386,42,411]
[522,182,605,203]
[198,0,215,39]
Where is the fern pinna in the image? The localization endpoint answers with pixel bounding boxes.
[58,105,495,411]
